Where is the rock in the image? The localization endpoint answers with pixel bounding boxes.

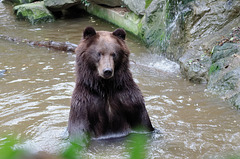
[208,43,240,108]
[85,3,141,36]
[211,43,239,63]
[2,0,37,5]
[122,0,146,15]
[188,0,240,40]
[87,0,146,15]
[44,0,82,11]
[141,0,167,48]
[180,54,211,84]
[176,0,240,83]
[13,1,55,24]
[141,0,193,59]
[229,92,240,109]
[87,0,123,7]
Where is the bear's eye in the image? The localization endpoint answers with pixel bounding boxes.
[111,53,116,58]
[98,52,101,57]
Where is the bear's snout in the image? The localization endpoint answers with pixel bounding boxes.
[98,53,114,79]
[103,68,113,79]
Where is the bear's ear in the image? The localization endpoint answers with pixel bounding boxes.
[83,26,96,39]
[112,28,126,40]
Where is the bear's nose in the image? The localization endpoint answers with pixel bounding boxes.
[103,68,113,79]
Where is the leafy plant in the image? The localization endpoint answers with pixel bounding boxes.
[0,135,26,159]
[62,134,90,159]
[127,133,148,159]
[0,132,149,159]
[62,142,83,159]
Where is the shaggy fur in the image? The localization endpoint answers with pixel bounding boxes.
[67,27,154,138]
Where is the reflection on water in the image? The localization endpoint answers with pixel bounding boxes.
[1,2,240,159]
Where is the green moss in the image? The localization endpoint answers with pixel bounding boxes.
[145,0,152,9]
[166,0,193,25]
[138,21,144,39]
[209,63,220,75]
[165,0,170,20]
[86,3,141,36]
[14,1,55,24]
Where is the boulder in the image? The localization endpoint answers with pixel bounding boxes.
[44,0,82,11]
[208,43,240,108]
[180,54,211,84]
[85,3,141,36]
[141,0,193,58]
[178,0,240,83]
[122,0,146,15]
[88,0,146,15]
[13,1,55,24]
[211,43,239,63]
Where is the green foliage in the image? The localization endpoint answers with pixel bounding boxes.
[61,133,90,159]
[62,142,83,159]
[0,132,149,159]
[127,133,148,159]
[145,0,153,9]
[0,135,26,159]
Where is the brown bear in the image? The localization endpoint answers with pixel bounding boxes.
[67,27,154,139]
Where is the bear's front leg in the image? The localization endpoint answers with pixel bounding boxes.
[68,92,90,140]
[114,88,154,132]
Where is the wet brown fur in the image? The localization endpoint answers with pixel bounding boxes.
[67,27,154,138]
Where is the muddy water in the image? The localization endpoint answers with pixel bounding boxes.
[1,2,240,159]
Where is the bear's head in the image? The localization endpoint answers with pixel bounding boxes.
[76,27,129,80]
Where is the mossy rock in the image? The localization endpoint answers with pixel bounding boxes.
[208,67,240,94]
[211,43,239,63]
[208,62,222,75]
[229,92,240,109]
[44,0,82,11]
[183,55,211,84]
[207,43,240,108]
[13,1,55,24]
[86,3,141,36]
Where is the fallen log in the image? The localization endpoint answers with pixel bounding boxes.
[0,35,78,52]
